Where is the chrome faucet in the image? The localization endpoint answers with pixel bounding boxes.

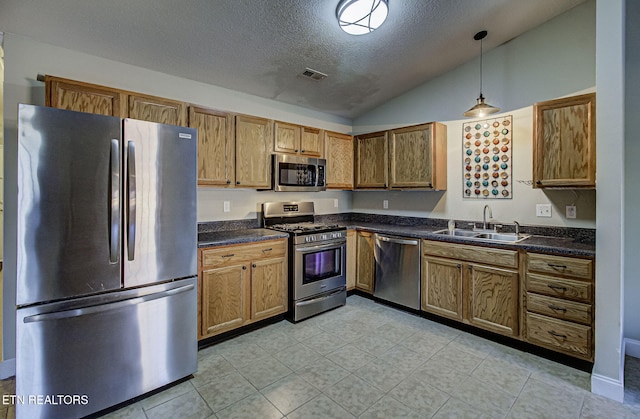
[514,221,520,236]
[483,205,493,230]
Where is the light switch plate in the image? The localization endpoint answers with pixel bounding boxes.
[566,205,577,219]
[536,204,552,217]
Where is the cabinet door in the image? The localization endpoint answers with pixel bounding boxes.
[421,256,463,321]
[190,107,235,186]
[346,229,357,291]
[128,93,188,126]
[533,93,595,188]
[251,257,288,321]
[274,121,301,154]
[325,131,354,189]
[46,76,126,117]
[201,264,250,337]
[235,115,273,188]
[355,132,388,189]
[300,127,324,157]
[389,123,433,188]
[467,264,519,337]
[356,231,375,292]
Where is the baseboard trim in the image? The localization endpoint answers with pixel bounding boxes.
[591,373,624,402]
[624,338,640,358]
[0,358,16,379]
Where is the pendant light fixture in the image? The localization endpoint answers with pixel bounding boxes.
[336,0,389,35]
[464,30,500,118]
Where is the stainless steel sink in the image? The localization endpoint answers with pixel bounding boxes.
[433,229,530,243]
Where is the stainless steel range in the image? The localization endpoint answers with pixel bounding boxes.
[263,202,347,321]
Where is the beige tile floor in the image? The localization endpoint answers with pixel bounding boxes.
[3,295,640,418]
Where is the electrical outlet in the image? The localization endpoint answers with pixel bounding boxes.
[334,199,339,208]
[566,205,577,219]
[383,200,389,209]
[536,204,552,217]
[223,201,230,212]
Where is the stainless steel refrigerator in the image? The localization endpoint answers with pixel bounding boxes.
[15,104,198,418]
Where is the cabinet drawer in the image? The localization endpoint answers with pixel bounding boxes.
[526,273,592,303]
[202,240,286,268]
[423,240,518,269]
[526,312,592,360]
[526,293,592,325]
[526,253,593,279]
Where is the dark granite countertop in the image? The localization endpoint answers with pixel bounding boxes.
[339,222,595,258]
[198,229,288,248]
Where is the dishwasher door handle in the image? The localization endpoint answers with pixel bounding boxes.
[375,235,419,246]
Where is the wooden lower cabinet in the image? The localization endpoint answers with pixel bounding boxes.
[251,257,287,321]
[346,229,357,290]
[356,231,375,293]
[421,256,463,321]
[421,240,519,338]
[201,265,251,336]
[524,252,595,361]
[467,263,519,336]
[198,239,288,340]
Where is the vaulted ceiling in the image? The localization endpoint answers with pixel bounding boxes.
[0,0,587,119]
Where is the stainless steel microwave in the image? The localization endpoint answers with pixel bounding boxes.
[273,154,326,192]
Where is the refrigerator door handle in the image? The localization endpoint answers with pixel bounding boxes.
[127,140,136,261]
[22,284,195,323]
[110,139,120,263]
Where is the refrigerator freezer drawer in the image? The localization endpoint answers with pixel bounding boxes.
[16,277,197,419]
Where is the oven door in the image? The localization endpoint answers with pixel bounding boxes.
[294,239,346,300]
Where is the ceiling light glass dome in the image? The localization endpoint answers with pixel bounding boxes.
[336,0,389,35]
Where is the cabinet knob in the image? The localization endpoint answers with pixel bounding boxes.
[301,149,305,153]
[383,183,387,188]
[252,264,257,268]
[456,264,461,268]
[535,180,542,185]
[226,180,231,184]
[236,181,241,185]
[242,266,247,270]
[294,149,299,153]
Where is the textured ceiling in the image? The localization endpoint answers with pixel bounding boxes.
[0,0,586,119]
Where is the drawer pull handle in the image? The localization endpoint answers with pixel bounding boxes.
[548,330,567,339]
[221,254,235,258]
[547,284,567,291]
[547,263,567,269]
[262,248,273,252]
[548,304,567,312]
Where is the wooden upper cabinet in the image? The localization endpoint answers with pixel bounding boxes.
[389,122,447,190]
[189,106,234,187]
[355,131,388,189]
[325,131,354,190]
[128,93,188,126]
[235,115,273,188]
[274,122,323,157]
[533,93,596,188]
[300,127,324,157]
[45,75,126,117]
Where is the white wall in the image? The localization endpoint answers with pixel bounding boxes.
[351,1,597,228]
[591,0,625,401]
[624,1,640,345]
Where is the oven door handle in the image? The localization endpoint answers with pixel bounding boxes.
[296,241,346,252]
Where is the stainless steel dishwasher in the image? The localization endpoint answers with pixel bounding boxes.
[374,234,421,310]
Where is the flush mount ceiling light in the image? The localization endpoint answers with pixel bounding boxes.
[336,0,389,35]
[464,30,500,118]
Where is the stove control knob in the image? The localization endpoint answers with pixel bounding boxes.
[305,236,311,243]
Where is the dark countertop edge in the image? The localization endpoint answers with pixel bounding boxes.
[197,229,289,248]
[340,222,595,258]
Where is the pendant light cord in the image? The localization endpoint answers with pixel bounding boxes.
[479,37,483,98]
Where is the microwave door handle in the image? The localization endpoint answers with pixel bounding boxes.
[127,140,136,261]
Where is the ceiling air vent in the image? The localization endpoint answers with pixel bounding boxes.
[300,68,328,81]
